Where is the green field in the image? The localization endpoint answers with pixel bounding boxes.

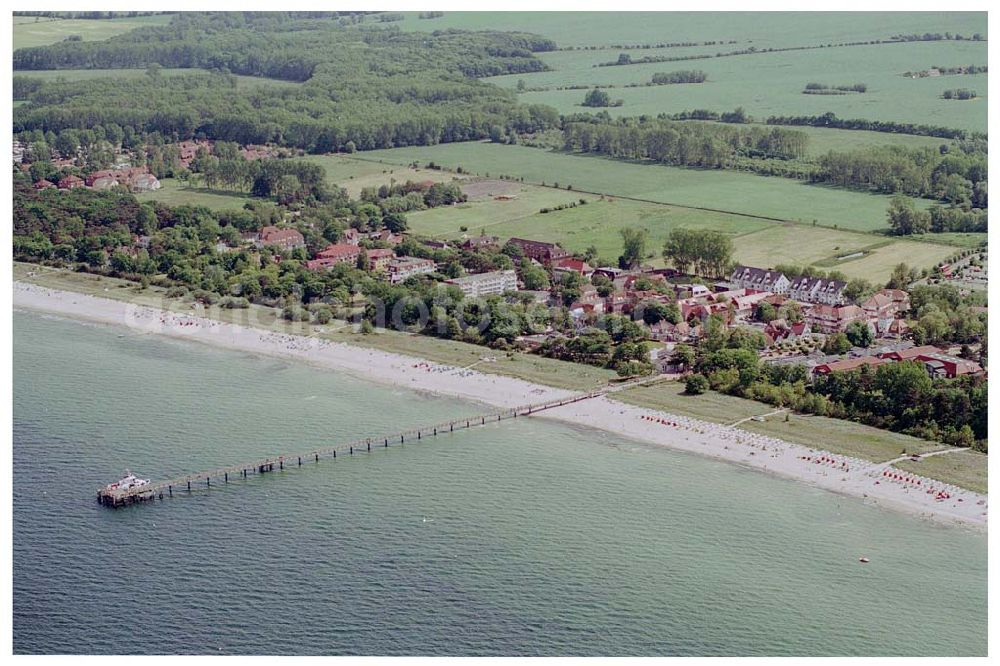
[614,382,949,463]
[896,450,988,495]
[361,142,923,232]
[394,11,985,50]
[909,232,988,248]
[12,14,175,50]
[12,68,301,93]
[410,192,768,261]
[299,155,467,198]
[134,178,253,212]
[732,224,955,282]
[395,12,987,132]
[406,182,594,236]
[493,41,987,132]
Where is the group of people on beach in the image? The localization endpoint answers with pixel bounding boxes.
[877,469,959,502]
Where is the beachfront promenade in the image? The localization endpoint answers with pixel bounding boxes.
[97,379,655,507]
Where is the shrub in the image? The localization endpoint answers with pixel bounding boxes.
[220,296,250,309]
[192,289,218,305]
[684,373,709,395]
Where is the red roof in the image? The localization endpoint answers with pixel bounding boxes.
[553,257,593,274]
[316,243,361,260]
[260,226,304,246]
[879,345,941,361]
[57,175,84,188]
[366,248,395,260]
[33,179,56,189]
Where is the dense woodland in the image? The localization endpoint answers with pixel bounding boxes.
[14,13,559,151]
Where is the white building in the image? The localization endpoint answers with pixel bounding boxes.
[387,256,436,284]
[729,266,790,294]
[788,276,847,305]
[445,270,518,298]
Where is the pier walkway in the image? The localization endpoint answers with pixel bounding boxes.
[97,379,658,507]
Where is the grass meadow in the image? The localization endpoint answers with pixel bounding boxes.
[299,155,467,198]
[491,41,987,132]
[393,11,985,51]
[12,14,175,50]
[134,178,253,212]
[731,225,955,282]
[896,450,988,495]
[405,188,953,282]
[361,142,924,232]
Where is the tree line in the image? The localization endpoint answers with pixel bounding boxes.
[763,111,978,140]
[562,116,809,166]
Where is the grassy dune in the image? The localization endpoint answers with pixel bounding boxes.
[613,382,946,464]
[896,450,988,495]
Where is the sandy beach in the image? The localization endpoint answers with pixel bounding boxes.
[14,281,987,528]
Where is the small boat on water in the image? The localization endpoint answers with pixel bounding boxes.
[103,470,150,493]
[859,556,870,563]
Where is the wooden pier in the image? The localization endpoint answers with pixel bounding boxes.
[96,389,610,508]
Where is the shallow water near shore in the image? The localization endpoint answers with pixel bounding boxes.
[13,310,987,656]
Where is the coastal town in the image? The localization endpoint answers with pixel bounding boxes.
[9,8,990,660]
[13,123,988,455]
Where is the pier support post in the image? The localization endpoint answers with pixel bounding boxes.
[451,423,454,432]
[332,450,335,459]
[187,481,191,491]
[225,473,228,483]
[384,439,388,448]
[280,460,283,470]
[350,446,353,455]
[401,434,404,444]
[482,417,485,425]
[316,453,319,462]
[367,442,371,451]
[168,486,172,496]
[207,477,210,487]
[298,457,302,466]
[418,431,421,440]
[434,428,437,436]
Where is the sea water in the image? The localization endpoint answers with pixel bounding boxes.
[12,310,987,656]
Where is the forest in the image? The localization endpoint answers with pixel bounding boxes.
[13,12,560,151]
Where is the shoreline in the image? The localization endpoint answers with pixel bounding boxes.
[13,281,988,529]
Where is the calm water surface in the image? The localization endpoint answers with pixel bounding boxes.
[12,310,987,655]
